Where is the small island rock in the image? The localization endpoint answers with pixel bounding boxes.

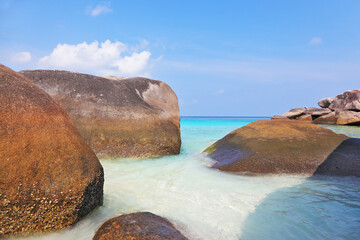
[273,90,360,125]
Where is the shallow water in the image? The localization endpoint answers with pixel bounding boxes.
[11,117,360,240]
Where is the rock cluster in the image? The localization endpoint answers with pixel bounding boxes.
[93,212,188,240]
[0,65,104,236]
[20,70,181,158]
[204,119,360,176]
[272,90,360,125]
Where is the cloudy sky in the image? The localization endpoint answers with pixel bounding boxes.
[1,1,360,116]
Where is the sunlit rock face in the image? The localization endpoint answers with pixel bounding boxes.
[93,212,188,240]
[272,90,360,125]
[204,119,360,176]
[328,90,360,111]
[0,65,104,236]
[20,70,181,158]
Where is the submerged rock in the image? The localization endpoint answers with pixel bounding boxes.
[20,70,181,158]
[93,212,188,240]
[204,120,355,175]
[0,65,104,236]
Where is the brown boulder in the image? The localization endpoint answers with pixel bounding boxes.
[336,110,360,125]
[328,90,360,111]
[278,107,329,120]
[93,212,188,240]
[304,107,332,116]
[312,112,338,125]
[271,115,288,120]
[0,65,104,236]
[318,97,335,108]
[281,107,306,119]
[20,70,181,158]
[204,120,348,175]
[298,114,312,121]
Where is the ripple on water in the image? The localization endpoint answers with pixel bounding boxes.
[241,176,360,240]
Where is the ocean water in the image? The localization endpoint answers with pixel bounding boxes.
[11,117,360,240]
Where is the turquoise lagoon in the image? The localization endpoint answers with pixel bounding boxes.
[13,117,360,240]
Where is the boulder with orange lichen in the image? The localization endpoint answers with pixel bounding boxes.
[204,120,360,176]
[0,65,104,236]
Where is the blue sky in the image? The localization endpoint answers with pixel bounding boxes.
[1,1,360,116]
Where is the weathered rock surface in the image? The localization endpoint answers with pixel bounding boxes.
[313,112,338,125]
[318,97,334,108]
[281,107,306,119]
[305,108,332,116]
[0,65,104,236]
[271,115,288,119]
[298,114,312,121]
[20,70,181,158]
[337,110,360,125]
[204,120,355,175]
[328,90,360,111]
[93,212,188,240]
[273,90,360,125]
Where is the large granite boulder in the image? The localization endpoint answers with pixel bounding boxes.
[20,70,181,158]
[204,120,359,175]
[328,90,360,111]
[93,212,188,240]
[0,65,104,236]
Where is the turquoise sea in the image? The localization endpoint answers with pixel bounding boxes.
[12,117,360,240]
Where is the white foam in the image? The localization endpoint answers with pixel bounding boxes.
[11,154,305,240]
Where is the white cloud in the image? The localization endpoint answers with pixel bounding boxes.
[89,3,112,17]
[115,51,151,75]
[11,51,32,63]
[309,37,322,46]
[38,40,152,76]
